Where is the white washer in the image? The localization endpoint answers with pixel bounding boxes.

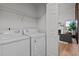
[0,33,30,56]
[24,30,46,56]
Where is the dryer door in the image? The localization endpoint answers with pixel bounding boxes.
[31,36,45,56]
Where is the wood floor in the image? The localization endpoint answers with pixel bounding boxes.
[59,39,79,56]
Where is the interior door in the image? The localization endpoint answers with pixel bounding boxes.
[75,3,79,44]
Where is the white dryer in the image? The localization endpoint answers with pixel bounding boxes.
[23,29,46,56]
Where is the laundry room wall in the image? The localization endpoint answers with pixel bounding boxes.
[0,3,38,32]
[36,4,46,32]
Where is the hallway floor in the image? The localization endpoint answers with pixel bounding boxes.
[59,39,79,56]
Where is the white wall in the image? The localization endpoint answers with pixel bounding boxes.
[0,3,47,32]
[0,3,37,18]
[58,3,75,25]
[0,4,38,31]
[37,4,46,32]
[46,4,58,56]
[46,3,75,56]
